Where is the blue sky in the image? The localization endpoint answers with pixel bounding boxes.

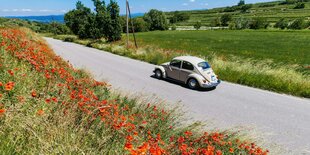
[0,0,275,16]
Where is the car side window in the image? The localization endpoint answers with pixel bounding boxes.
[170,60,182,68]
[182,61,194,71]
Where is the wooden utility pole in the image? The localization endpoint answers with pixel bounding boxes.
[127,1,138,48]
[126,0,129,48]
[126,0,138,49]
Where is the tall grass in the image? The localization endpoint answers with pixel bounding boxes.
[210,56,310,97]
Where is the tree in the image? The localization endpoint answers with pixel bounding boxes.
[64,1,94,39]
[210,17,221,27]
[92,0,108,39]
[106,0,122,41]
[249,18,269,29]
[143,9,168,31]
[238,0,245,6]
[132,18,149,32]
[220,14,232,26]
[50,22,71,35]
[194,21,202,30]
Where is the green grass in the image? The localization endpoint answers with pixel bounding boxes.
[166,1,310,26]
[134,30,310,67]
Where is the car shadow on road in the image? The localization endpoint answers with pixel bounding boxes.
[150,75,216,92]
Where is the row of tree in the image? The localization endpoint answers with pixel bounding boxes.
[64,1,170,40]
[119,9,169,33]
[64,0,122,41]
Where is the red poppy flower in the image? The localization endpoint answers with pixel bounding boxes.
[229,148,234,153]
[5,82,14,91]
[0,109,6,114]
[37,109,44,115]
[8,70,14,76]
[124,142,133,150]
[31,91,37,97]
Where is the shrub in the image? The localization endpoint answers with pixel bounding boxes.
[288,18,305,29]
[64,36,76,42]
[194,21,202,30]
[220,14,232,26]
[233,17,250,29]
[169,11,190,23]
[229,22,237,30]
[241,4,252,13]
[305,21,310,29]
[258,3,276,7]
[171,24,177,30]
[223,6,240,12]
[211,17,221,27]
[293,2,305,9]
[249,18,269,29]
[274,18,288,29]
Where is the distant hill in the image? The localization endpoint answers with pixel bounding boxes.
[5,15,65,23]
[165,1,310,26]
[125,13,145,18]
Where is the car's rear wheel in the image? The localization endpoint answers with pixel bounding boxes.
[155,69,163,79]
[187,78,199,90]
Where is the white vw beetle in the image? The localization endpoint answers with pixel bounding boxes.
[153,56,220,89]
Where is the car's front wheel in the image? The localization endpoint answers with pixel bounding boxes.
[154,69,163,79]
[187,78,199,90]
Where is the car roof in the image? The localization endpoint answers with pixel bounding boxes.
[173,56,205,65]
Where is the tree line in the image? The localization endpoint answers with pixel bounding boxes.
[64,0,122,41]
[63,1,170,41]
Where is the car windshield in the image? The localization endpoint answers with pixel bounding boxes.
[198,62,211,70]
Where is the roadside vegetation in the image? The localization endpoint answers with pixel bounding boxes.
[0,27,269,154]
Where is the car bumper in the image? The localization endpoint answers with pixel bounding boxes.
[201,80,221,88]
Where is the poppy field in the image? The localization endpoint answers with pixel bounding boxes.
[0,27,268,154]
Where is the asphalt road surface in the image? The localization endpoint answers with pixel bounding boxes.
[45,38,310,155]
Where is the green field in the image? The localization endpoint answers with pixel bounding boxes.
[134,30,310,66]
[166,1,310,26]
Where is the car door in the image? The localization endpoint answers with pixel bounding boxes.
[180,61,195,83]
[166,60,181,80]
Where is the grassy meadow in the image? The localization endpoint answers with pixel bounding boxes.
[133,30,310,66]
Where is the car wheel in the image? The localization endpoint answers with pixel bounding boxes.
[187,78,199,89]
[155,69,163,79]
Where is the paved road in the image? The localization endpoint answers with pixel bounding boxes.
[45,38,310,155]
